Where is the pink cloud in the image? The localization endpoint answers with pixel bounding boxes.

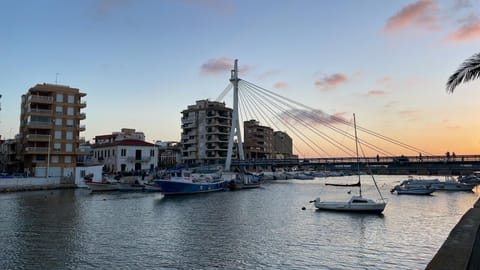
[200,57,251,75]
[447,15,480,42]
[278,109,349,126]
[385,0,439,32]
[273,82,288,90]
[314,73,349,90]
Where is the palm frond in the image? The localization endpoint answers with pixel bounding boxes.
[446,52,480,93]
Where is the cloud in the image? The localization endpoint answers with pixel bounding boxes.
[277,109,349,126]
[447,15,480,42]
[314,73,349,91]
[384,0,439,32]
[200,57,251,75]
[273,82,288,90]
[366,90,386,96]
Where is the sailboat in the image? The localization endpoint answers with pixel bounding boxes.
[310,114,386,214]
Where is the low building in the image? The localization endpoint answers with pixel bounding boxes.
[92,129,157,173]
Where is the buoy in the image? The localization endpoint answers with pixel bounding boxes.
[301,206,306,210]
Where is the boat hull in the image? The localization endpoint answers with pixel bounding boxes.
[85,181,118,192]
[118,183,145,191]
[313,196,386,214]
[144,183,162,192]
[154,179,227,195]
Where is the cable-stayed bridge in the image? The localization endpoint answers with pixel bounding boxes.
[216,60,480,175]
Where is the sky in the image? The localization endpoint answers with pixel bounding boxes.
[1,0,480,157]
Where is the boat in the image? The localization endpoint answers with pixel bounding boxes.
[400,176,476,191]
[390,184,435,195]
[225,171,262,190]
[143,182,163,192]
[310,114,386,214]
[153,169,227,195]
[84,175,119,192]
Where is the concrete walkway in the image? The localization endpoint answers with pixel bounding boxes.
[426,198,480,270]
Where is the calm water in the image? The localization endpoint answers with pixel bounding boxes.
[1,175,478,270]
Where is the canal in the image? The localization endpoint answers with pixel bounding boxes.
[0,175,478,269]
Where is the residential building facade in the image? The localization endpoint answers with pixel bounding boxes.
[181,100,232,166]
[19,83,86,177]
[92,129,157,173]
[243,119,273,160]
[273,131,293,158]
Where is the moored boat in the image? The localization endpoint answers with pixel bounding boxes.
[84,180,119,192]
[143,182,163,192]
[311,196,386,214]
[400,176,476,191]
[154,178,227,195]
[390,185,435,195]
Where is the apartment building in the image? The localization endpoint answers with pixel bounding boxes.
[181,100,232,166]
[243,119,273,160]
[19,83,86,177]
[273,131,293,158]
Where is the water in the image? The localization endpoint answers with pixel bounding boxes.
[0,175,478,270]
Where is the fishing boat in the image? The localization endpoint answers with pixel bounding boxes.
[153,169,227,195]
[84,176,119,192]
[399,176,476,191]
[225,171,262,190]
[310,114,386,214]
[143,182,163,192]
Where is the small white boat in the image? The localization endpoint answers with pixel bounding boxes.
[311,196,386,214]
[400,176,475,191]
[310,114,387,214]
[143,182,162,192]
[84,180,119,192]
[390,185,435,195]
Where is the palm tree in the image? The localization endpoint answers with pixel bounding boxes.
[446,52,480,93]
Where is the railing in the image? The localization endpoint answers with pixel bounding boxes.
[26,121,53,127]
[28,108,51,114]
[25,134,50,141]
[28,95,52,103]
[25,147,49,152]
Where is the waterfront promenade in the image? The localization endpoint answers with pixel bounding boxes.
[427,198,480,270]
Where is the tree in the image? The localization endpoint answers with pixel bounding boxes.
[446,52,480,93]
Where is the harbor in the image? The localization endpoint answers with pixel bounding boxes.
[0,175,478,269]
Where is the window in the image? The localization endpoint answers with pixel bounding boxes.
[67,107,74,116]
[66,143,72,152]
[80,170,86,177]
[66,119,74,127]
[56,106,63,114]
[150,149,155,157]
[51,156,59,163]
[56,94,63,102]
[55,119,62,126]
[55,131,62,139]
[68,95,74,103]
[66,131,73,140]
[121,149,126,157]
[54,143,61,151]
[65,156,71,163]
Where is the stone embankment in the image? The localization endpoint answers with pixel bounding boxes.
[426,198,480,270]
[0,177,76,192]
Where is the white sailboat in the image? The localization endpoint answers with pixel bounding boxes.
[310,114,386,214]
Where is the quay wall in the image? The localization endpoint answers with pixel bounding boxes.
[0,177,76,192]
[426,198,480,270]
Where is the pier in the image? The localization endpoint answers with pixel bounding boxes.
[232,154,480,175]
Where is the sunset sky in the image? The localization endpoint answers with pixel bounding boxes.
[1,0,480,157]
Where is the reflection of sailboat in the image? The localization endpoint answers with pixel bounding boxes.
[223,60,262,190]
[310,114,386,214]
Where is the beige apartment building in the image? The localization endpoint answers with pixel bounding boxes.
[19,83,86,177]
[243,120,273,160]
[181,100,232,166]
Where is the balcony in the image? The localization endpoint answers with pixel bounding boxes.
[79,101,87,108]
[126,156,153,163]
[26,121,53,128]
[24,147,49,153]
[25,134,51,141]
[28,95,52,104]
[79,125,86,131]
[77,113,86,120]
[28,108,52,115]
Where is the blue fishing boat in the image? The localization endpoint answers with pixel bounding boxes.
[153,169,227,195]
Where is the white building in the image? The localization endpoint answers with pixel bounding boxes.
[92,129,157,173]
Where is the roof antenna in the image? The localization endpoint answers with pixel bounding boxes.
[55,73,60,84]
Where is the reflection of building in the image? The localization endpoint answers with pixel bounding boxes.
[19,83,87,177]
[273,131,293,158]
[181,100,232,166]
[243,120,273,159]
[92,128,157,173]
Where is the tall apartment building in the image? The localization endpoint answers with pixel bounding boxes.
[273,131,293,158]
[19,83,86,177]
[181,100,232,166]
[243,120,273,159]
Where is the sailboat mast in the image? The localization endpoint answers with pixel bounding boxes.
[225,59,244,171]
[353,113,362,197]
